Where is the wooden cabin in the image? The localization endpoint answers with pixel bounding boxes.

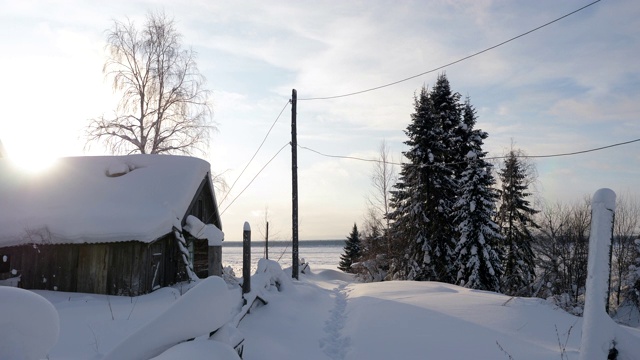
[0,155,223,296]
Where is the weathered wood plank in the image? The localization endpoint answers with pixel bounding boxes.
[77,244,109,294]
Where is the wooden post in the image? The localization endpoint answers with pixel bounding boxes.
[579,188,616,360]
[208,246,222,277]
[265,221,269,259]
[291,89,299,280]
[242,222,251,295]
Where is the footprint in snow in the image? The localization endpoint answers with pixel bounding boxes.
[319,283,351,360]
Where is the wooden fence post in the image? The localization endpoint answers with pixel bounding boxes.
[579,188,617,359]
[243,222,251,295]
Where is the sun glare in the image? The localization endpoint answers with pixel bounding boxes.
[9,153,58,173]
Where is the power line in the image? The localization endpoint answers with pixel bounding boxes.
[299,137,640,166]
[487,137,640,160]
[299,144,405,165]
[218,136,637,215]
[298,0,603,101]
[219,100,290,206]
[221,142,290,215]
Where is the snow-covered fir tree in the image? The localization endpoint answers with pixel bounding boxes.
[387,86,431,280]
[451,101,503,292]
[338,223,362,273]
[388,74,460,282]
[497,151,538,296]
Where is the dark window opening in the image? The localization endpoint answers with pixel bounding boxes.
[0,254,10,273]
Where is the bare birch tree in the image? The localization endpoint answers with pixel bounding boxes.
[355,140,398,281]
[87,11,214,155]
[365,140,397,234]
[533,198,590,314]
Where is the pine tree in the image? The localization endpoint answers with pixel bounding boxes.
[388,74,460,282]
[338,223,362,273]
[451,101,503,291]
[497,150,538,295]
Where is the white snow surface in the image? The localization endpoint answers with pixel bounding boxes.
[0,286,59,360]
[184,215,224,246]
[12,261,640,360]
[103,276,235,360]
[0,155,211,246]
[150,339,239,360]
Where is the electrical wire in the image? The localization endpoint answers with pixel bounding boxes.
[298,0,603,101]
[486,137,640,160]
[299,144,405,165]
[299,137,640,166]
[219,100,290,206]
[221,142,290,215]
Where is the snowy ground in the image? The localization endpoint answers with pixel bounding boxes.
[5,262,640,359]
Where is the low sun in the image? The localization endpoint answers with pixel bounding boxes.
[8,151,58,173]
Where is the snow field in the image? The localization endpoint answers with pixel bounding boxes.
[10,258,640,359]
[103,277,236,360]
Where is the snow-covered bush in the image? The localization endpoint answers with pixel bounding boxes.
[352,255,387,282]
[222,265,240,288]
[253,258,293,293]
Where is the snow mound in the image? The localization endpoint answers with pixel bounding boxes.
[103,277,235,360]
[253,258,293,292]
[184,215,224,246]
[0,286,59,360]
[105,160,131,177]
[311,268,356,283]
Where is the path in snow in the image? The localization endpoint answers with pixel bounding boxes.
[319,283,351,360]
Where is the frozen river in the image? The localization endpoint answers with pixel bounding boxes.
[221,240,343,274]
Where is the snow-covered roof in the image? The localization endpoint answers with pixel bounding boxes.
[0,155,213,246]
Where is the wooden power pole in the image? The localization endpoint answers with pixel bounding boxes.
[291,89,299,280]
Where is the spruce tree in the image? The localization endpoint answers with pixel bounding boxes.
[388,74,460,282]
[338,223,362,273]
[388,86,433,280]
[497,151,538,295]
[451,101,503,291]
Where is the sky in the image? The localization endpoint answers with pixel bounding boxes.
[1,0,639,241]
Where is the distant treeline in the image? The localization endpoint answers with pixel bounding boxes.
[224,239,344,247]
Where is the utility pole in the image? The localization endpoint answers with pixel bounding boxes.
[291,89,299,280]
